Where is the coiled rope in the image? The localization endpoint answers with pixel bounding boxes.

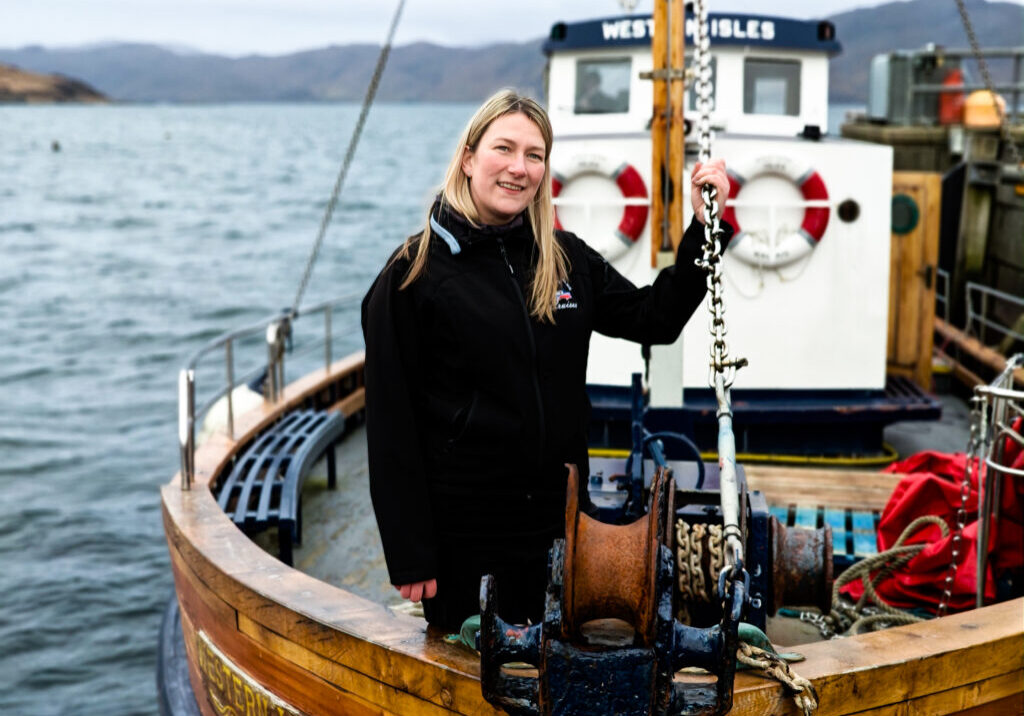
[826,515,950,635]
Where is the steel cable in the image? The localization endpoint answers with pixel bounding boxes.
[289,0,407,318]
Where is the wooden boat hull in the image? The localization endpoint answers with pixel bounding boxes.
[161,354,1024,716]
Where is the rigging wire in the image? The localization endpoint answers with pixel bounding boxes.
[289,0,407,319]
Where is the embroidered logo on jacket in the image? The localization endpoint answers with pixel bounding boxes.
[555,280,578,311]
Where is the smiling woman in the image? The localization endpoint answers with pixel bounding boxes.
[360,88,730,630]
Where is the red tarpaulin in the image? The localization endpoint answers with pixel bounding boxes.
[842,418,1023,612]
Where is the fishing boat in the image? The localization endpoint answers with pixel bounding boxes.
[158,341,1024,716]
[158,2,1024,715]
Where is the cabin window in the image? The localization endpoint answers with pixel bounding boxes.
[743,58,801,116]
[685,55,717,112]
[574,58,631,114]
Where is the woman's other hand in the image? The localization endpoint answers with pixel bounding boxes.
[396,579,437,602]
[690,159,729,225]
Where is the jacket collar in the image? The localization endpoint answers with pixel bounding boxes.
[430,200,532,255]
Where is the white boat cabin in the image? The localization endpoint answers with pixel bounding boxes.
[542,13,896,398]
[544,12,839,139]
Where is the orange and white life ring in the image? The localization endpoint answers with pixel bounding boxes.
[551,154,648,260]
[721,156,830,268]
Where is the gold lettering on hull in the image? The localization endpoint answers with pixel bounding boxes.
[195,630,306,716]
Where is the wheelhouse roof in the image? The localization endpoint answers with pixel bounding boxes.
[543,13,841,56]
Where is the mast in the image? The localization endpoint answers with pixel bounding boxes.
[650,0,686,267]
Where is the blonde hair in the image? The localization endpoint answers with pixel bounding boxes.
[398,89,569,323]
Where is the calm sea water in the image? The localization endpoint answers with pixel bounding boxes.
[0,102,475,715]
[0,101,861,714]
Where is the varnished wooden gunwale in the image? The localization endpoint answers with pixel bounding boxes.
[162,353,1024,716]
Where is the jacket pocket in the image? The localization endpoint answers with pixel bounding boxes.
[443,390,521,459]
[446,391,478,450]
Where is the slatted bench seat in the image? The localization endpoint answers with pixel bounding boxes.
[216,409,347,565]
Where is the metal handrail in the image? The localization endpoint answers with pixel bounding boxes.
[972,353,1024,607]
[936,267,951,324]
[964,281,1024,346]
[178,291,363,490]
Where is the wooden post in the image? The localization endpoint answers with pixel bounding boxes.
[651,0,685,268]
[886,172,941,389]
[651,0,668,266]
[668,0,685,257]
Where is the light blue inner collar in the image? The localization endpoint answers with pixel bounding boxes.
[429,215,461,255]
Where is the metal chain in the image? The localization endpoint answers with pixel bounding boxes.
[692,0,745,388]
[692,0,714,167]
[675,520,726,604]
[289,0,407,318]
[707,523,724,590]
[691,0,747,586]
[736,643,818,715]
[798,610,836,640]
[953,0,1022,167]
[690,523,707,600]
[938,395,985,615]
[676,520,694,602]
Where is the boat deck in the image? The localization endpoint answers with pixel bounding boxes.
[163,357,1022,716]
[266,392,973,648]
[250,423,400,611]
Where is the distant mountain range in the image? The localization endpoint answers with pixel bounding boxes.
[0,0,1020,104]
[0,40,545,103]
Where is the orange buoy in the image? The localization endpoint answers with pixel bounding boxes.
[964,90,1007,129]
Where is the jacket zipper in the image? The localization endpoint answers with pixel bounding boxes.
[496,237,546,471]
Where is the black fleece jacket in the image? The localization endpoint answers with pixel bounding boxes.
[361,203,731,614]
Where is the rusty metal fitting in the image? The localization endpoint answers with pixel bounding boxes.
[563,465,672,646]
[769,518,834,615]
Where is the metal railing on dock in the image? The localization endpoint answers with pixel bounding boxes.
[177,293,363,490]
[901,46,1024,125]
[965,281,1024,348]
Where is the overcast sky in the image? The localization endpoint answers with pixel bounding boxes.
[7,0,1005,56]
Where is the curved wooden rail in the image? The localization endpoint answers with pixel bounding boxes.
[162,353,1024,716]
